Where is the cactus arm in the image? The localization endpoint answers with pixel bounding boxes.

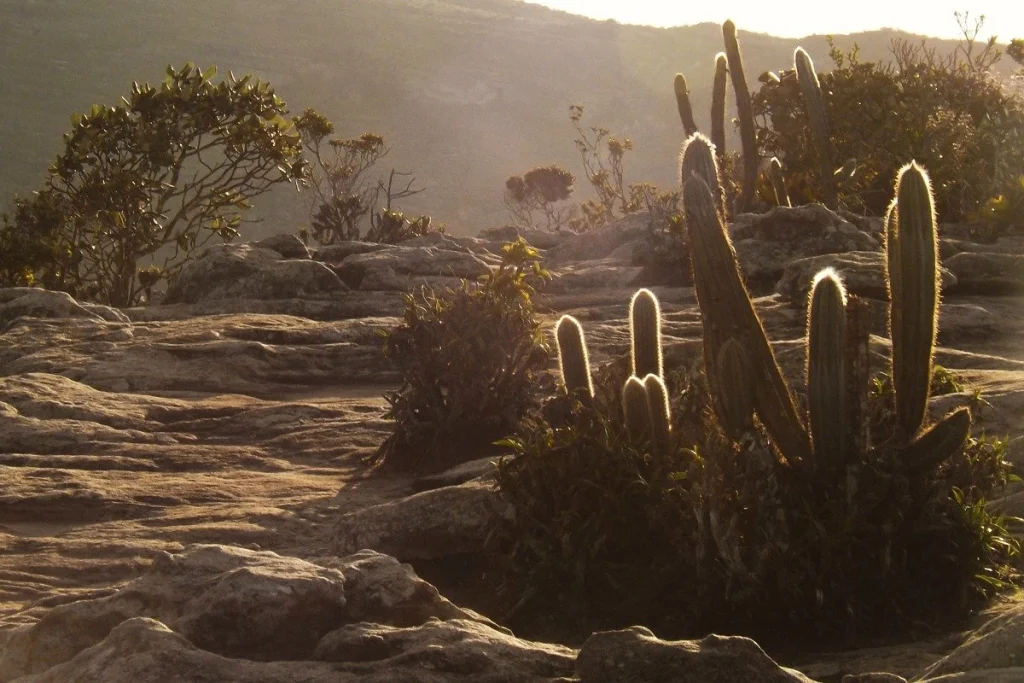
[722,21,759,212]
[622,375,652,442]
[643,373,673,455]
[807,268,849,467]
[794,48,838,208]
[555,314,594,398]
[769,157,791,208]
[630,288,664,379]
[711,53,729,166]
[674,74,699,137]
[902,407,971,474]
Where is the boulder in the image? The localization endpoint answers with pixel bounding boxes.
[254,233,311,259]
[331,479,512,561]
[0,544,498,681]
[164,244,348,304]
[944,252,1024,294]
[545,259,646,293]
[412,456,501,492]
[332,245,492,290]
[775,251,957,301]
[918,603,1024,679]
[575,627,816,683]
[314,241,389,264]
[731,204,880,286]
[0,288,128,332]
[547,212,654,264]
[478,225,566,250]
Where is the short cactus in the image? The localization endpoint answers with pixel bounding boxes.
[630,288,663,379]
[555,314,594,398]
[807,268,848,466]
[680,133,724,215]
[711,337,755,438]
[886,162,940,438]
[622,375,652,442]
[674,74,699,137]
[769,157,790,207]
[643,373,672,455]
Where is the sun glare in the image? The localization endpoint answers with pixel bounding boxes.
[522,0,1019,40]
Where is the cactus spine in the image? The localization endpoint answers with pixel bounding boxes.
[794,48,837,208]
[807,268,848,465]
[886,162,940,438]
[622,375,652,442]
[555,314,594,398]
[682,174,811,463]
[643,373,672,455]
[769,157,790,207]
[630,288,663,379]
[711,53,728,166]
[722,21,759,212]
[680,133,725,215]
[674,74,699,137]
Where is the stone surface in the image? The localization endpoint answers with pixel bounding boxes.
[331,479,513,560]
[575,627,816,682]
[0,288,128,332]
[332,245,492,290]
[944,252,1024,294]
[731,204,880,286]
[255,233,311,259]
[775,251,957,301]
[164,243,348,304]
[918,603,1024,679]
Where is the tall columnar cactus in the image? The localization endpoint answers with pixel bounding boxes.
[807,268,848,465]
[682,174,812,463]
[886,162,940,438]
[794,48,838,209]
[711,53,728,166]
[555,314,594,398]
[630,288,663,378]
[674,74,699,137]
[722,20,758,212]
[643,373,673,455]
[622,375,652,442]
[769,157,791,208]
[680,133,724,215]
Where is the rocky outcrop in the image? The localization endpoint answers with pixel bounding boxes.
[164,243,348,304]
[330,244,493,291]
[944,252,1024,294]
[0,288,128,332]
[775,251,957,301]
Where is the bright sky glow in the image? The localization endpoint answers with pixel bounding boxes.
[523,1,1021,41]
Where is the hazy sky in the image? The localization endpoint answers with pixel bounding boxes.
[523,1,1021,41]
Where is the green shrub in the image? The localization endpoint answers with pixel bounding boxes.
[752,39,1024,222]
[1,64,309,306]
[373,239,550,471]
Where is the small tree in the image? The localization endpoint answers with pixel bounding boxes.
[1,63,310,306]
[503,164,576,231]
[294,109,429,244]
[569,104,633,228]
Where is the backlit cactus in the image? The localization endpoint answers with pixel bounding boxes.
[682,174,811,463]
[711,53,728,166]
[903,407,971,474]
[680,133,724,215]
[886,162,940,438]
[794,48,837,208]
[622,375,652,442]
[711,337,755,438]
[723,20,758,212]
[630,288,663,379]
[643,373,672,455]
[555,314,593,398]
[807,268,848,465]
[674,74,699,137]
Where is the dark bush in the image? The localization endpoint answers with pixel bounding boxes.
[373,239,551,471]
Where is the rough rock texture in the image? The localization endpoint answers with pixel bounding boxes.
[776,251,957,301]
[575,627,816,682]
[164,243,347,304]
[331,245,492,291]
[730,204,881,285]
[944,252,1024,294]
[2,207,1024,682]
[331,479,513,561]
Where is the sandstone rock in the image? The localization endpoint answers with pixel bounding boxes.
[164,244,347,304]
[254,233,311,259]
[731,204,880,286]
[314,241,389,264]
[575,627,816,682]
[412,456,501,492]
[331,479,512,561]
[918,603,1024,679]
[333,246,491,290]
[0,544,505,681]
[0,288,128,332]
[775,251,956,301]
[944,252,1024,294]
[548,212,653,264]
[478,225,566,250]
[545,259,645,293]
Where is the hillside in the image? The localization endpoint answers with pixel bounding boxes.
[0,0,1008,236]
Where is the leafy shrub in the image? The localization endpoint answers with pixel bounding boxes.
[752,38,1024,222]
[503,165,576,232]
[373,239,550,471]
[0,64,309,306]
[295,111,439,245]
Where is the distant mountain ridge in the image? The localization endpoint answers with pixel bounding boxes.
[0,0,1005,237]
